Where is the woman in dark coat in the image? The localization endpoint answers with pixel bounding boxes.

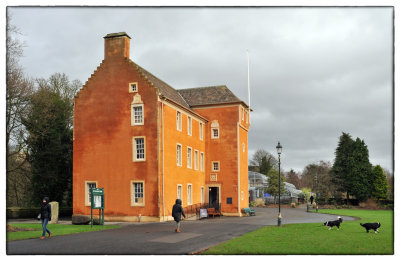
[40,197,52,239]
[172,199,185,233]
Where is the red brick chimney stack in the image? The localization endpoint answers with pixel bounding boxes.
[104,32,131,60]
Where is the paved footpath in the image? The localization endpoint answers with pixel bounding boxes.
[7,207,355,255]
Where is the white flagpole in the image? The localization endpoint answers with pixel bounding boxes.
[247,49,251,124]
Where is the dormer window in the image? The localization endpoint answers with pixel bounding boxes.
[129,82,138,93]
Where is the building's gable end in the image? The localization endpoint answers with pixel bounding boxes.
[74,60,105,103]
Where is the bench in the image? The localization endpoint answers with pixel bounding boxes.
[243,208,256,216]
[207,208,221,218]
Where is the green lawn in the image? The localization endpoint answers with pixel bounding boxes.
[203,209,393,254]
[7,223,121,242]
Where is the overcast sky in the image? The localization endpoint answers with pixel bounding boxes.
[8,7,393,173]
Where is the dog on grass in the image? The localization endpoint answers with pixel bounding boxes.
[323,216,343,230]
[360,222,381,233]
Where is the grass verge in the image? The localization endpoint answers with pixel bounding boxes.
[7,223,121,242]
[202,209,393,254]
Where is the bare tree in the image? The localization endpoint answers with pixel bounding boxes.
[300,160,335,198]
[6,14,34,206]
[250,149,278,172]
[285,169,301,188]
[383,168,394,200]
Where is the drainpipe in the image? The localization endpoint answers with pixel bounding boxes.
[162,101,165,220]
[237,122,241,215]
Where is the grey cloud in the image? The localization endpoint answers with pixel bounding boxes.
[9,7,393,173]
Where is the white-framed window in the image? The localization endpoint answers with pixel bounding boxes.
[199,122,203,140]
[200,152,204,172]
[131,93,143,126]
[131,104,144,125]
[177,184,182,200]
[194,150,199,170]
[211,120,220,139]
[187,116,192,136]
[129,82,138,93]
[177,111,182,131]
[212,161,220,172]
[131,181,145,206]
[212,128,219,139]
[187,184,192,205]
[177,144,182,166]
[85,181,97,206]
[187,147,192,169]
[201,186,204,203]
[133,137,145,162]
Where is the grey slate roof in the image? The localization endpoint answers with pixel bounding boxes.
[132,62,191,109]
[130,61,246,110]
[177,85,244,107]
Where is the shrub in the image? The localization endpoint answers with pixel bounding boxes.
[254,198,265,207]
[317,197,327,205]
[359,198,379,209]
[290,203,296,208]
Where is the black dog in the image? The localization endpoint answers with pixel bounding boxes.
[360,222,381,233]
[323,217,343,230]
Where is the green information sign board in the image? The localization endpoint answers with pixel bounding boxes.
[90,188,104,227]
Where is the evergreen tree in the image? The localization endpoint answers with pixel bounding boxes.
[330,132,354,200]
[347,138,373,201]
[23,73,79,206]
[259,156,269,175]
[371,165,388,199]
[265,168,285,204]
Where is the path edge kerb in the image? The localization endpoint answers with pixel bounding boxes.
[190,212,360,255]
[315,211,361,221]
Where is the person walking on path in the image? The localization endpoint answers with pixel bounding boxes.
[172,199,185,233]
[40,197,52,239]
[310,195,314,205]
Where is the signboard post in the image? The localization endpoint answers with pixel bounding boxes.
[199,208,208,219]
[90,188,104,228]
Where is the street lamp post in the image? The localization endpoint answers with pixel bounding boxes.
[276,142,282,226]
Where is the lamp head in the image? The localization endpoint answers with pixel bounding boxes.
[276,142,282,155]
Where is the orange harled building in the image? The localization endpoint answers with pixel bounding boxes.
[73,32,250,222]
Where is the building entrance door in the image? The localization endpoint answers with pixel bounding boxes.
[209,187,220,210]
